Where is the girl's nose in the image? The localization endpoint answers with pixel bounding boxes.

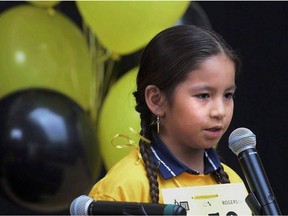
[210,99,226,119]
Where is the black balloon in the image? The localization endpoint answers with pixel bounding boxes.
[0,88,102,213]
[177,1,212,29]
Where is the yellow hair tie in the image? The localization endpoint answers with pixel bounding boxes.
[111,127,151,149]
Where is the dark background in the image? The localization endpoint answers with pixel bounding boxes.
[0,1,287,215]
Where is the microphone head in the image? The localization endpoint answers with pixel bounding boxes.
[228,127,256,156]
[70,195,93,216]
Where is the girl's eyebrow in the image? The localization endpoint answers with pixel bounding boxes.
[190,84,237,92]
[227,84,237,91]
[190,84,214,92]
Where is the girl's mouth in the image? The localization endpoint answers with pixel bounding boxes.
[204,127,223,138]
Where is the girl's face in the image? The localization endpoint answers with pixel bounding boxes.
[159,54,236,153]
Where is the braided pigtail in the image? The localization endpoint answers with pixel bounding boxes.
[213,165,230,184]
[138,114,159,203]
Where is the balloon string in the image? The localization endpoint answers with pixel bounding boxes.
[111,133,137,149]
[128,127,151,144]
[111,127,151,149]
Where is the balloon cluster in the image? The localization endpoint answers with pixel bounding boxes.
[0,0,192,213]
[75,0,190,170]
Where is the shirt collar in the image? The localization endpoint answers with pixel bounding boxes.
[150,134,221,180]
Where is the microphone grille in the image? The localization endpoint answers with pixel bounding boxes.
[228,127,256,156]
[70,195,93,216]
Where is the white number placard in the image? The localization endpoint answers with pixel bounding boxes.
[162,183,251,215]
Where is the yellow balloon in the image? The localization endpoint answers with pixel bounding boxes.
[76,1,189,55]
[98,68,140,169]
[0,5,93,112]
[28,1,60,8]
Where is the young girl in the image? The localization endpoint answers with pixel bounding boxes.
[89,24,243,204]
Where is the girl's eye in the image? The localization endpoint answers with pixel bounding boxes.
[224,92,235,99]
[196,93,210,99]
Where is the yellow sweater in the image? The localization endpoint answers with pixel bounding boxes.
[89,148,244,203]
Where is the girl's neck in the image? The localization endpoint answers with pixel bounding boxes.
[158,133,206,173]
[163,140,205,173]
[177,149,205,174]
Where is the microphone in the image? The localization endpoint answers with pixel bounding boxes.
[70,195,187,215]
[228,127,282,215]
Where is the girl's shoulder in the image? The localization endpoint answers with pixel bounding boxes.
[89,148,150,201]
[105,148,146,178]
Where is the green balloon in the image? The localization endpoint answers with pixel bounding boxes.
[0,5,93,112]
[98,68,140,170]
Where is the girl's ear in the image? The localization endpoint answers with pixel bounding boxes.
[145,85,166,116]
